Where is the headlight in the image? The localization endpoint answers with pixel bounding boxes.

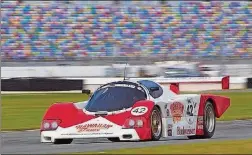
[51,121,58,129]
[43,122,50,129]
[41,119,61,131]
[136,120,143,127]
[128,119,135,127]
[123,117,145,129]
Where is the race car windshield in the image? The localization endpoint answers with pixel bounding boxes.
[85,82,146,112]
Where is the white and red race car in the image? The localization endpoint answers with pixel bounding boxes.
[40,79,230,144]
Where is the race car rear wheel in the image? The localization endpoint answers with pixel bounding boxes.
[150,106,162,141]
[53,139,73,144]
[188,101,216,139]
[203,101,216,138]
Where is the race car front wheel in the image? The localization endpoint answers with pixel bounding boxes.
[188,101,216,139]
[53,139,73,144]
[150,106,162,141]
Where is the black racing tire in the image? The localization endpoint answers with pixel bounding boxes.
[188,101,216,139]
[107,138,120,142]
[53,139,73,144]
[150,106,162,141]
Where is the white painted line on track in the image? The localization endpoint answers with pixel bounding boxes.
[2,129,40,133]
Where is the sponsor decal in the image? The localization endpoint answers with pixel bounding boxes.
[61,132,113,136]
[100,83,145,93]
[198,116,203,121]
[131,106,148,116]
[76,124,113,132]
[164,104,168,109]
[177,127,196,135]
[114,84,135,88]
[168,129,172,136]
[186,117,194,125]
[197,116,204,125]
[166,109,170,117]
[165,104,170,116]
[197,125,203,130]
[167,124,173,136]
[170,102,184,123]
[100,84,136,89]
[168,124,173,129]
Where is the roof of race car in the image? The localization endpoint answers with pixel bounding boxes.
[97,79,161,90]
[96,79,176,99]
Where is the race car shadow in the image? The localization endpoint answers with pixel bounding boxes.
[73,135,225,145]
[73,137,190,144]
[74,138,112,144]
[74,141,111,144]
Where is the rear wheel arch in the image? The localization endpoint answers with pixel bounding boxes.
[206,98,217,117]
[188,98,216,139]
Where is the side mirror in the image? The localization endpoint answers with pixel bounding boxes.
[82,89,91,95]
[150,87,159,91]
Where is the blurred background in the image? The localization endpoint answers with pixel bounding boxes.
[1,0,251,79]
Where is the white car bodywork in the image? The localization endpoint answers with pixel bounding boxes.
[139,81,202,137]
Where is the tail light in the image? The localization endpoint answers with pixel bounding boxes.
[123,117,146,129]
[41,119,61,131]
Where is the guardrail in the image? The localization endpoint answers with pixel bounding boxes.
[82,77,249,92]
[1,77,251,93]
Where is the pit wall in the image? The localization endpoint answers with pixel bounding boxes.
[1,77,249,93]
[82,77,247,92]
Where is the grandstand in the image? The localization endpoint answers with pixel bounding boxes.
[1,1,251,63]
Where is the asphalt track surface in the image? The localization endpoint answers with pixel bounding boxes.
[2,120,252,154]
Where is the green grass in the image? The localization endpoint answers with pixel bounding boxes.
[2,92,252,130]
[74,139,252,154]
[2,93,89,130]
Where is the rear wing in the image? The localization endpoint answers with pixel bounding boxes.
[81,76,230,95]
[169,76,230,94]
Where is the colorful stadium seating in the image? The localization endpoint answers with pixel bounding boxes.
[1,1,251,60]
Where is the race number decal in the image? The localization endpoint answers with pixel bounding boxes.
[186,98,197,116]
[131,106,148,116]
[185,98,198,125]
